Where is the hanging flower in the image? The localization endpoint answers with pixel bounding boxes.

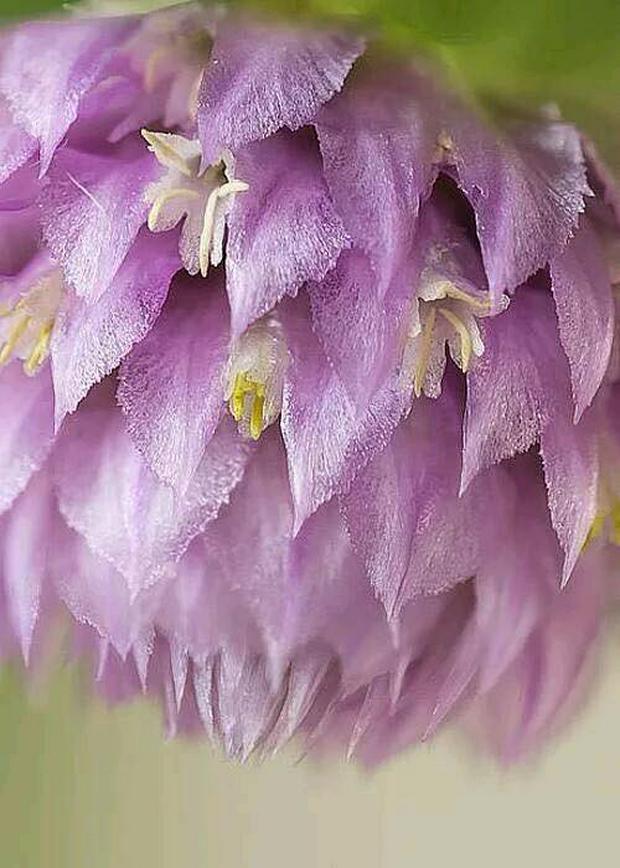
[0,0,618,765]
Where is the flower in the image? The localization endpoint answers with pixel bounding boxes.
[142,129,249,276]
[0,0,619,765]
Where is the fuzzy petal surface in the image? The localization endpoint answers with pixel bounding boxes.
[118,271,230,492]
[0,16,134,173]
[0,363,54,516]
[39,139,158,302]
[463,286,598,581]
[450,115,589,301]
[54,388,250,596]
[550,218,614,421]
[198,18,363,163]
[226,130,348,336]
[51,230,180,426]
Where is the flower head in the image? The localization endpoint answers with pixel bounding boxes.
[0,1,618,766]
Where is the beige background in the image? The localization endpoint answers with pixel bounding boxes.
[0,636,618,868]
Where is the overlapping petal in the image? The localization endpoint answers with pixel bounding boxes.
[198,17,364,162]
[54,386,251,597]
[550,218,614,420]
[341,379,484,617]
[39,139,158,302]
[447,113,590,302]
[226,129,348,336]
[280,295,408,529]
[51,229,180,426]
[0,363,54,515]
[0,96,36,186]
[315,65,439,296]
[462,286,598,582]
[117,271,230,491]
[0,1,617,768]
[0,16,134,173]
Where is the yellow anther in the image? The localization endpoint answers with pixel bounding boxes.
[0,297,25,317]
[24,321,53,376]
[0,267,64,374]
[438,306,473,372]
[225,318,287,440]
[583,512,606,550]
[0,314,31,366]
[229,372,267,440]
[584,501,620,550]
[230,371,249,421]
[249,391,265,441]
[413,307,437,398]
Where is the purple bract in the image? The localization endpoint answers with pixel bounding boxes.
[0,1,619,764]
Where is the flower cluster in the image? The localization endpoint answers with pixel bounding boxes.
[1,0,619,764]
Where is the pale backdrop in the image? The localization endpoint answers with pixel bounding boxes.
[0,635,618,868]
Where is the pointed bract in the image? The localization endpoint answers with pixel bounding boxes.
[0,2,616,767]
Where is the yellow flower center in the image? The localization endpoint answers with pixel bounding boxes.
[407,274,493,399]
[229,371,267,442]
[225,319,288,441]
[0,270,64,376]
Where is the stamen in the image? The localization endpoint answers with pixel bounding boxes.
[187,72,203,120]
[583,501,620,549]
[250,391,266,441]
[413,307,437,398]
[143,129,248,277]
[584,512,606,549]
[0,267,65,374]
[433,131,455,163]
[405,267,500,398]
[144,45,172,92]
[147,187,201,231]
[24,321,53,376]
[0,314,30,366]
[438,307,473,372]
[134,13,213,117]
[225,319,288,440]
[442,282,491,312]
[229,372,267,441]
[199,178,250,278]
[141,129,197,177]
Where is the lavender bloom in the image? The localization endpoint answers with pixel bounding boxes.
[0,1,619,765]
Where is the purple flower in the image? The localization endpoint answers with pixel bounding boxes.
[0,1,619,765]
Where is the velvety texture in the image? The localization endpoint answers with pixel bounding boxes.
[0,1,618,767]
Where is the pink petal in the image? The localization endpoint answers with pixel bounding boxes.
[118,271,230,492]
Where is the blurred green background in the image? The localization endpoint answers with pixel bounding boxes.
[1,0,619,163]
[0,1,619,866]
